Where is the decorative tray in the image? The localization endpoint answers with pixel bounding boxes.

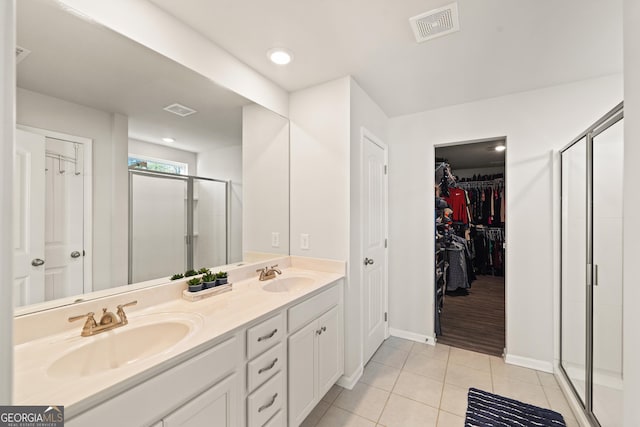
[182,283,233,302]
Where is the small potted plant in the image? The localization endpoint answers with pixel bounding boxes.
[201,272,217,289]
[187,277,203,292]
[184,269,198,277]
[198,267,210,275]
[170,273,184,280]
[215,271,228,286]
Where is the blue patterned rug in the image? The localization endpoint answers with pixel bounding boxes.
[465,388,566,426]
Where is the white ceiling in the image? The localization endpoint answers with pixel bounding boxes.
[17,0,251,154]
[148,0,623,117]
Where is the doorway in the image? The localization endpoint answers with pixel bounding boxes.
[434,138,506,356]
[361,128,389,364]
[14,127,92,306]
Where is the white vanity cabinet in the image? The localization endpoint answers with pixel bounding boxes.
[287,284,344,427]
[162,374,239,427]
[66,336,241,427]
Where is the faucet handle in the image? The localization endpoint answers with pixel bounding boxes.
[116,300,137,324]
[117,300,137,310]
[69,312,97,336]
[256,267,267,273]
[68,312,96,324]
[270,264,279,268]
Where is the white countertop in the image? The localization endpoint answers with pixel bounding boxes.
[13,263,343,417]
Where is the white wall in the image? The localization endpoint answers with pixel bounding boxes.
[197,145,243,264]
[58,0,288,117]
[129,138,197,175]
[0,0,15,405]
[623,0,640,424]
[242,104,289,257]
[388,74,623,366]
[348,78,389,378]
[290,77,350,260]
[16,88,128,291]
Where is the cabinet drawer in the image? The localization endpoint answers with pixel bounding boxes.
[247,372,283,427]
[247,342,284,392]
[263,410,285,427]
[288,284,339,333]
[247,313,285,359]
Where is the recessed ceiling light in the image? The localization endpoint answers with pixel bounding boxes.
[495,145,506,152]
[267,48,293,65]
[162,137,175,143]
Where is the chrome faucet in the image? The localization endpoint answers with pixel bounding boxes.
[256,264,282,281]
[69,300,137,337]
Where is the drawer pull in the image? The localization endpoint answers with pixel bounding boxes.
[257,328,278,342]
[258,358,279,374]
[258,393,278,412]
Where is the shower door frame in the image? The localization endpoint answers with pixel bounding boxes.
[128,168,230,284]
[559,101,623,427]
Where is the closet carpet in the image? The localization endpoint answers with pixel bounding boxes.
[437,275,505,357]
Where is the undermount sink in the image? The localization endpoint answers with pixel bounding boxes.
[262,276,315,293]
[47,313,202,379]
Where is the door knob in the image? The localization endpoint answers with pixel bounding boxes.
[364,257,374,265]
[31,258,45,267]
[70,251,81,259]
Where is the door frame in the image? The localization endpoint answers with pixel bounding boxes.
[360,126,389,361]
[433,136,508,354]
[17,125,93,294]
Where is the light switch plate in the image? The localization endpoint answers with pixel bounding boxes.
[271,232,280,248]
[300,233,310,250]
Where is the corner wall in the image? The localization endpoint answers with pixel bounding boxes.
[348,78,389,378]
[0,0,15,404]
[388,74,623,366]
[623,0,640,424]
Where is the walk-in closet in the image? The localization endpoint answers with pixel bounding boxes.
[434,139,506,356]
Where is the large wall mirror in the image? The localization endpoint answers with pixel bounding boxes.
[14,0,290,314]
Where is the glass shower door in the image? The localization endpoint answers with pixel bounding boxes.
[130,172,187,283]
[591,117,624,427]
[560,137,588,405]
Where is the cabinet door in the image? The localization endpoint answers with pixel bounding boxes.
[288,320,318,427]
[163,374,238,427]
[317,306,342,398]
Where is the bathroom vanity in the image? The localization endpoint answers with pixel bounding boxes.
[13,257,345,427]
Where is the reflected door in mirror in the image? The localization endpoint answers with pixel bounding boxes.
[14,129,89,306]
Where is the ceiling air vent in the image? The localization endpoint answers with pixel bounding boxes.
[409,2,460,43]
[16,45,31,64]
[163,103,197,117]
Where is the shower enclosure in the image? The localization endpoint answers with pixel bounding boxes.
[560,103,623,427]
[128,169,230,284]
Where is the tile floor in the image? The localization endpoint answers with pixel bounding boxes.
[301,337,580,427]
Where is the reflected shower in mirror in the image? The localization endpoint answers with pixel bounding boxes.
[14,0,289,312]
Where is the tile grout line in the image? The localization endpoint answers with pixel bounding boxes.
[374,341,413,425]
[434,345,453,426]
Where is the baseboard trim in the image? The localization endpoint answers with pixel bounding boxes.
[337,364,363,390]
[505,353,553,373]
[389,328,435,346]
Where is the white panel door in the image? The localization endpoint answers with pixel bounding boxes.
[13,129,46,306]
[362,132,387,363]
[44,137,85,300]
